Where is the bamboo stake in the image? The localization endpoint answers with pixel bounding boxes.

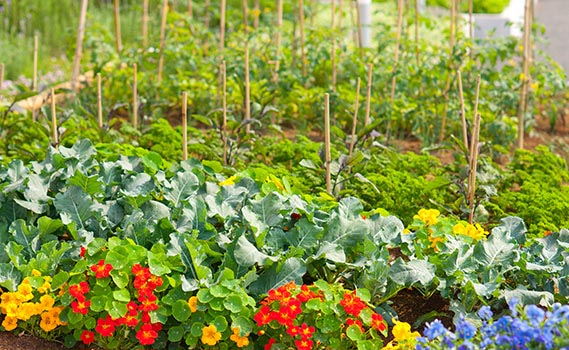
[97,73,103,128]
[133,63,138,129]
[113,0,122,54]
[356,0,364,61]
[245,46,251,133]
[386,0,404,141]
[469,0,474,39]
[0,63,4,95]
[50,88,58,149]
[299,0,307,77]
[222,61,228,165]
[467,75,481,223]
[273,0,284,84]
[188,0,193,18]
[414,0,420,67]
[438,0,458,142]
[349,1,357,44]
[242,0,249,32]
[71,0,88,94]
[254,0,260,29]
[157,0,168,86]
[32,33,38,92]
[324,93,332,193]
[467,113,481,224]
[220,0,226,53]
[457,70,468,152]
[348,77,361,157]
[142,0,149,48]
[517,0,532,150]
[337,0,343,35]
[182,91,188,161]
[331,0,336,91]
[205,0,211,28]
[364,63,373,126]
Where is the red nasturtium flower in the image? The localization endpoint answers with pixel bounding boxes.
[299,323,315,339]
[69,281,90,301]
[264,338,276,350]
[136,323,158,345]
[340,291,366,317]
[297,285,318,302]
[138,293,159,312]
[91,259,113,278]
[71,299,91,315]
[295,338,314,350]
[80,330,95,344]
[346,318,365,333]
[95,315,116,337]
[79,246,87,258]
[371,312,387,332]
[254,305,272,326]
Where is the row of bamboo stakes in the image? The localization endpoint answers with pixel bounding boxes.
[0,0,535,223]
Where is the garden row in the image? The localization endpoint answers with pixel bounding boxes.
[1,140,569,349]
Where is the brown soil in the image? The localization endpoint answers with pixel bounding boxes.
[0,332,67,350]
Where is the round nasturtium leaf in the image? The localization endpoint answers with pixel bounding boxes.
[197,289,214,303]
[191,322,205,337]
[223,295,243,313]
[210,285,228,297]
[172,300,191,322]
[209,297,224,311]
[90,295,108,312]
[211,315,228,333]
[168,326,185,342]
[112,288,131,302]
[346,324,363,341]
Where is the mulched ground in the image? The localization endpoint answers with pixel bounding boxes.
[0,332,67,350]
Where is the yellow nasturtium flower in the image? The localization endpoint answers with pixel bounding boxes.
[1,316,18,331]
[453,222,488,241]
[188,296,198,313]
[414,209,440,226]
[201,324,222,346]
[230,327,250,348]
[219,175,237,187]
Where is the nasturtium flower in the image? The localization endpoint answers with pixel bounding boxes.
[264,338,276,350]
[219,175,237,186]
[391,319,420,343]
[1,316,18,331]
[39,295,55,311]
[80,330,95,344]
[453,222,488,241]
[230,327,250,347]
[414,209,440,226]
[254,305,272,326]
[95,315,116,337]
[295,338,314,350]
[71,299,91,315]
[136,323,159,345]
[201,324,222,346]
[31,269,42,277]
[371,312,387,332]
[91,259,113,278]
[188,296,198,313]
[39,307,63,332]
[340,291,366,317]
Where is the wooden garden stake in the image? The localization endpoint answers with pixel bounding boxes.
[349,1,357,44]
[0,63,4,95]
[356,0,364,61]
[386,0,404,141]
[187,0,193,18]
[142,0,149,48]
[364,63,373,126]
[220,0,226,53]
[348,77,361,157]
[299,0,307,77]
[468,0,474,39]
[71,0,88,94]
[157,0,168,86]
[97,73,103,128]
[182,91,188,161]
[242,0,249,32]
[457,70,468,152]
[133,63,138,129]
[467,112,481,224]
[331,0,336,91]
[414,0,420,67]
[439,0,458,143]
[273,0,284,84]
[324,93,332,193]
[50,89,58,149]
[337,0,343,35]
[221,61,228,165]
[32,33,38,92]
[245,45,251,133]
[517,0,533,150]
[467,75,481,223]
[253,0,260,29]
[205,0,211,28]
[113,0,122,54]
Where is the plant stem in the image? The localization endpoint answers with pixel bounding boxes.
[133,63,138,129]
[33,33,38,92]
[244,45,251,133]
[517,0,533,150]
[364,63,373,126]
[0,63,4,95]
[113,0,122,54]
[219,0,226,53]
[97,72,103,128]
[142,0,149,48]
[157,0,168,86]
[222,61,228,165]
[50,88,58,149]
[457,70,469,153]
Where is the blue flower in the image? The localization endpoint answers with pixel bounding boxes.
[478,305,493,321]
[424,319,447,340]
[508,297,519,317]
[456,316,476,340]
[526,305,545,326]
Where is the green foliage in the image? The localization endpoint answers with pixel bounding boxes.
[487,145,569,236]
[426,0,511,13]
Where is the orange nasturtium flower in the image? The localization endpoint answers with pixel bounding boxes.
[201,324,222,346]
[230,327,250,348]
[188,296,198,313]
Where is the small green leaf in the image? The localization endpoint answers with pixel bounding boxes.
[346,324,363,341]
[112,289,131,302]
[223,295,243,313]
[168,326,185,342]
[172,300,191,322]
[211,315,228,332]
[90,295,108,312]
[191,322,205,337]
[109,301,128,319]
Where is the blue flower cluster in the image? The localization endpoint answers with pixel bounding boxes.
[415,298,569,349]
